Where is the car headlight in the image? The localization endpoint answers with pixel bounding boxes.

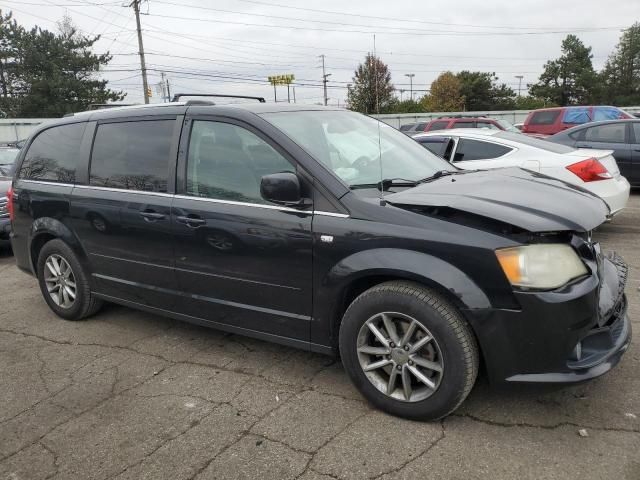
[495,244,588,289]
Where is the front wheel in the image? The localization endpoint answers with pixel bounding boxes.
[339,281,479,420]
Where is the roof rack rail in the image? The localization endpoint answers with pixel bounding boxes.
[171,93,266,103]
[436,114,487,119]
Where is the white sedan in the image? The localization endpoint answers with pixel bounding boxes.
[412,129,630,216]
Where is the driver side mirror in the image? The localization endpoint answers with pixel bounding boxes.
[260,172,309,208]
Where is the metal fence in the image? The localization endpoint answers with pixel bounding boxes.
[0,119,52,143]
[374,107,640,128]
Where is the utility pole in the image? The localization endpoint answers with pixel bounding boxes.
[515,75,524,97]
[405,73,415,102]
[320,55,330,106]
[131,0,150,104]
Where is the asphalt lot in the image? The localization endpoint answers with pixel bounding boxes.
[1,193,639,480]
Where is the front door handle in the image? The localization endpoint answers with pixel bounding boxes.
[140,211,166,221]
[176,215,206,228]
[576,144,593,148]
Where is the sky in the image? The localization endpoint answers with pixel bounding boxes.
[2,0,639,106]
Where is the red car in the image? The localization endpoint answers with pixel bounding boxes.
[522,106,633,137]
[415,116,520,133]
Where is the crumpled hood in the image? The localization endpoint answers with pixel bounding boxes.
[385,167,609,232]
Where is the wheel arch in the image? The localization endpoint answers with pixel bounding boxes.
[314,248,492,350]
[29,217,90,274]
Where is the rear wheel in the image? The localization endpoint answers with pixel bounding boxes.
[339,281,479,420]
[36,239,102,321]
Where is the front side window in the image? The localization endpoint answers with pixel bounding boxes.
[583,123,626,143]
[416,137,448,157]
[428,121,449,131]
[593,106,625,121]
[90,120,174,192]
[562,107,591,124]
[186,120,294,204]
[18,123,86,182]
[261,110,454,188]
[453,138,513,162]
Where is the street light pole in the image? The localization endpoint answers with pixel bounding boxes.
[515,75,524,97]
[405,73,415,101]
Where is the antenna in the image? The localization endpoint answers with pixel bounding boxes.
[373,34,385,207]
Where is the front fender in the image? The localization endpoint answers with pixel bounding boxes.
[312,248,492,347]
[28,217,89,272]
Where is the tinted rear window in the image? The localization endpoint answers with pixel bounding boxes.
[453,138,512,161]
[529,111,560,125]
[495,131,575,153]
[429,121,449,131]
[89,120,174,192]
[18,123,86,183]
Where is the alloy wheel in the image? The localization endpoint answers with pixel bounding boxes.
[356,312,444,402]
[43,254,77,309]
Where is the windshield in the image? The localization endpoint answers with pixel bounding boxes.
[496,120,520,133]
[0,148,19,176]
[495,131,576,153]
[261,110,454,187]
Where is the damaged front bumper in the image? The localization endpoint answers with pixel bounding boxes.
[463,245,632,385]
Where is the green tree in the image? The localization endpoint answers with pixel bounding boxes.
[383,98,425,114]
[422,72,464,112]
[514,95,551,110]
[347,54,394,114]
[600,22,640,105]
[529,35,597,106]
[456,71,516,110]
[0,11,125,117]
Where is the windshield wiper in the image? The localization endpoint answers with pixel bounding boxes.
[418,170,464,183]
[350,178,418,191]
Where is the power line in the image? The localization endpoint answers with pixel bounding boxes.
[141,11,624,37]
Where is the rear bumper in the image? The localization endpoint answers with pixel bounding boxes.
[586,176,630,216]
[463,250,631,385]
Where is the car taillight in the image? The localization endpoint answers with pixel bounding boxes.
[7,186,14,221]
[566,158,612,182]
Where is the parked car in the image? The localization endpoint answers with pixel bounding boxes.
[8,102,630,420]
[399,122,429,133]
[0,175,10,247]
[522,106,633,137]
[413,116,520,133]
[413,129,630,215]
[0,147,20,176]
[547,119,640,187]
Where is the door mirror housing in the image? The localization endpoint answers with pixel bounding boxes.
[260,172,308,207]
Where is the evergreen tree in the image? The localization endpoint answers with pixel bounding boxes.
[600,22,640,105]
[0,10,125,117]
[529,35,597,106]
[347,54,394,114]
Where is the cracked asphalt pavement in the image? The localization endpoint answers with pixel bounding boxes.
[1,192,639,480]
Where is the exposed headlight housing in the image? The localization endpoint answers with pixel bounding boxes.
[495,244,588,290]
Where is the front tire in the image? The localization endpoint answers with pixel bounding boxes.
[339,281,479,420]
[36,239,103,321]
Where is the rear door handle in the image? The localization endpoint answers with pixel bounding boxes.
[140,211,166,221]
[576,144,593,148]
[176,215,206,227]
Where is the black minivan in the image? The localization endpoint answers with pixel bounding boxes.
[8,101,631,420]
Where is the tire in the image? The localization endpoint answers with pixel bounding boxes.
[339,281,479,420]
[36,239,103,321]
